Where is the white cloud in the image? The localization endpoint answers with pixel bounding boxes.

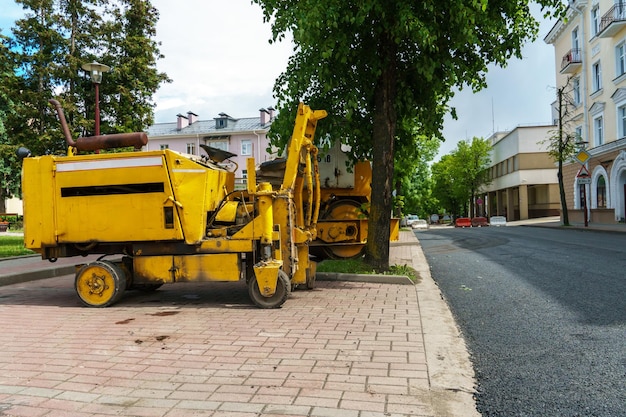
[151,0,293,122]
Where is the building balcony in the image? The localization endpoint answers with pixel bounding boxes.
[598,2,626,38]
[560,49,582,74]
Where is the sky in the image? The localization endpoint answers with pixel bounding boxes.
[0,0,558,161]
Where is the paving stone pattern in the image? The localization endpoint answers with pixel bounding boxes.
[0,275,435,417]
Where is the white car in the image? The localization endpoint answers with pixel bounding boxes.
[405,214,419,227]
[411,219,429,230]
[489,216,507,226]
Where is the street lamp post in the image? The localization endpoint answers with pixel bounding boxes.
[81,61,110,137]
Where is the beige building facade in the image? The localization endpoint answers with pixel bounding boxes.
[478,126,561,221]
[545,0,626,223]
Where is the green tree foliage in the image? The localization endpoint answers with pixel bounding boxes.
[0,0,168,208]
[452,137,492,217]
[394,125,440,219]
[98,0,170,133]
[432,154,464,219]
[253,0,564,270]
[0,33,20,212]
[1,0,169,155]
[432,137,492,218]
[5,0,66,155]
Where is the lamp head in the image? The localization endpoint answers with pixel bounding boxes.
[81,61,110,84]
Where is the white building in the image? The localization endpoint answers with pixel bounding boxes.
[478,125,560,221]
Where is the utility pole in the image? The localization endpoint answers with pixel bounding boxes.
[557,86,570,226]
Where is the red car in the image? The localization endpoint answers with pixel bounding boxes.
[455,217,472,228]
[471,217,489,227]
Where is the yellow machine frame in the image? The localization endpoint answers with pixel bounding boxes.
[22,102,326,308]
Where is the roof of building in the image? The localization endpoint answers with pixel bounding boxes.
[147,117,271,138]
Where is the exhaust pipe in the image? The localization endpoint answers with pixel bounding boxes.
[48,99,148,151]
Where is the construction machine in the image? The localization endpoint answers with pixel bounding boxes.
[20,100,326,308]
[258,141,399,259]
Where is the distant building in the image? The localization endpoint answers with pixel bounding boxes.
[2,197,23,216]
[146,108,279,182]
[545,0,626,223]
[478,125,560,221]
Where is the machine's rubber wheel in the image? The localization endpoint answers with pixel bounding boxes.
[322,199,365,259]
[75,261,127,307]
[248,269,290,309]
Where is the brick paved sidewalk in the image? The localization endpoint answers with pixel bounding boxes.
[0,231,478,417]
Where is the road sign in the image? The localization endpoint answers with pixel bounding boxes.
[575,149,590,165]
[577,177,591,185]
[576,165,590,178]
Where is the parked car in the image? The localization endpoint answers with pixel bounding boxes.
[404,214,419,227]
[489,216,507,226]
[411,219,429,230]
[471,216,489,227]
[455,217,472,228]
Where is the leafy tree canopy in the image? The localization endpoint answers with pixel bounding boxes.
[253,0,564,270]
[1,0,169,157]
[432,137,491,218]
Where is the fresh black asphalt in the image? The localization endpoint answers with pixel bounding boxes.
[418,226,626,417]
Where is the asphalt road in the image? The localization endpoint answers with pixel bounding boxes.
[418,226,626,417]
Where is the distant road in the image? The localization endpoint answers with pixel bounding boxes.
[419,226,626,417]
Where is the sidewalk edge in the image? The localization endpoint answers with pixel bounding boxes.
[404,231,480,417]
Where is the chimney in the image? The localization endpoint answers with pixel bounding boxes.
[187,111,198,125]
[177,113,189,130]
[267,106,275,121]
[260,108,270,125]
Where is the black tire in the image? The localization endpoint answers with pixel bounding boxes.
[248,269,290,309]
[75,261,127,307]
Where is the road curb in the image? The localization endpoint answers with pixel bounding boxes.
[0,265,77,287]
[316,271,414,285]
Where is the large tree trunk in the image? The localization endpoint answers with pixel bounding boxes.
[365,56,397,271]
[0,191,6,214]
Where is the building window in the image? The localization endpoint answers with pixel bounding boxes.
[573,77,581,106]
[593,115,604,146]
[241,140,252,156]
[209,141,228,152]
[242,169,248,179]
[592,61,602,93]
[597,176,606,208]
[617,42,626,77]
[591,5,600,37]
[592,62,602,91]
[186,143,196,155]
[160,144,169,150]
[619,104,626,138]
[572,27,579,50]
[575,126,583,143]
